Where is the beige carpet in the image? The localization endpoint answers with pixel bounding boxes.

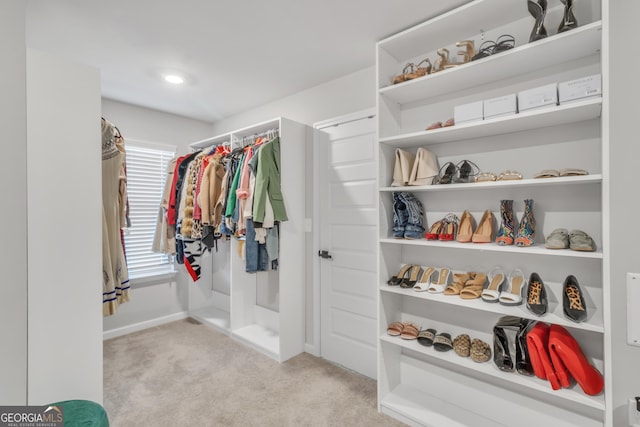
[103,319,403,426]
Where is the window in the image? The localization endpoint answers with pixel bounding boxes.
[123,141,176,280]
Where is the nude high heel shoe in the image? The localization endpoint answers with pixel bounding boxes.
[456,210,476,243]
[472,209,496,243]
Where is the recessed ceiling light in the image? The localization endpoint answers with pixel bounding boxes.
[164,74,184,84]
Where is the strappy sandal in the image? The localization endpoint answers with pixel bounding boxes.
[499,269,527,306]
[392,63,414,84]
[460,272,487,300]
[493,34,516,54]
[387,264,412,286]
[471,40,497,61]
[444,272,470,296]
[438,213,459,241]
[481,267,505,303]
[427,268,452,294]
[400,265,422,289]
[413,266,437,292]
[454,160,480,183]
[435,162,458,185]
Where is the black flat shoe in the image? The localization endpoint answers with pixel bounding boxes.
[563,274,587,322]
[526,272,548,316]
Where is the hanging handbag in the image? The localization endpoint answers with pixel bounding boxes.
[408,147,439,186]
[391,148,415,186]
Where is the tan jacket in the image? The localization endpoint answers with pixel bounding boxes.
[199,154,226,228]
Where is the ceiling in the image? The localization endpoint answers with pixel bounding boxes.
[25,0,471,123]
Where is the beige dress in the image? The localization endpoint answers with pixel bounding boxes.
[102,119,130,316]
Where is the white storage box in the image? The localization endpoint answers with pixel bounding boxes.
[559,74,602,104]
[483,94,518,119]
[454,101,483,124]
[518,83,558,112]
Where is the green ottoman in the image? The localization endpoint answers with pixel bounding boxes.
[49,400,109,427]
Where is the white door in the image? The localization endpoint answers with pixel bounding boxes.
[316,113,377,378]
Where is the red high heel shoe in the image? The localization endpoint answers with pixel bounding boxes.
[548,325,604,396]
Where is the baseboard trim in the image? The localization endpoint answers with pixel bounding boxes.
[103,311,188,340]
[304,342,320,357]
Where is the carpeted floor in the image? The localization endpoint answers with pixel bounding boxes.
[103,319,404,426]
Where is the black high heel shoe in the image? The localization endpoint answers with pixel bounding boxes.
[493,34,515,54]
[563,274,587,322]
[454,160,480,183]
[526,272,548,316]
[435,162,458,185]
[558,0,578,33]
[528,0,548,43]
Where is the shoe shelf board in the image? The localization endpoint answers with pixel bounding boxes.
[380,285,604,333]
[379,238,604,259]
[378,21,602,106]
[231,323,280,361]
[189,306,231,334]
[378,98,603,148]
[379,334,605,411]
[377,0,569,66]
[380,174,602,192]
[380,383,503,427]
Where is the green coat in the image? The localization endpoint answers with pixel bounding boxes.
[253,137,287,223]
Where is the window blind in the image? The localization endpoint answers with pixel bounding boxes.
[124,143,176,279]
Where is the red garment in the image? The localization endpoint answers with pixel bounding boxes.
[167,154,190,226]
[526,322,563,390]
[548,325,604,396]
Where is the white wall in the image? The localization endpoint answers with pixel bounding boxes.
[101,99,214,335]
[0,1,27,405]
[210,67,376,351]
[26,49,103,404]
[608,1,640,425]
[210,67,375,135]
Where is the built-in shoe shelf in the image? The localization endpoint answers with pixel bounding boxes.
[381,284,604,333]
[377,1,606,425]
[379,98,602,148]
[380,173,602,192]
[379,21,602,105]
[379,238,603,259]
[380,335,605,411]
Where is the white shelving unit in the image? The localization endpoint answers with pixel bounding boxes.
[376,1,607,426]
[187,117,307,363]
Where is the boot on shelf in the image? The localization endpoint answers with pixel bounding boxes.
[399,192,425,239]
[496,199,516,246]
[515,199,536,247]
[557,0,578,33]
[392,192,408,238]
[528,0,548,43]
